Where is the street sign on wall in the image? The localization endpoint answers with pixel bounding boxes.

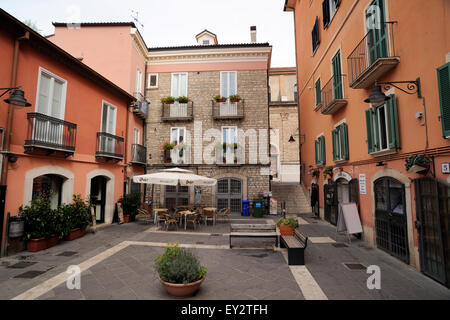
[359,174,367,195]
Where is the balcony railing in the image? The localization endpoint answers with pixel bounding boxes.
[212,100,244,120]
[162,146,191,165]
[24,112,77,155]
[161,102,194,121]
[131,144,146,165]
[347,22,399,89]
[95,132,124,160]
[320,75,348,115]
[133,100,148,119]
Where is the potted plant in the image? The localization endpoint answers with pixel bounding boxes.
[20,198,53,252]
[323,166,334,180]
[118,193,141,222]
[277,217,299,236]
[161,96,176,104]
[154,243,207,297]
[161,142,175,163]
[405,154,430,174]
[176,96,190,104]
[65,195,91,241]
[311,169,320,179]
[229,94,241,103]
[214,95,227,103]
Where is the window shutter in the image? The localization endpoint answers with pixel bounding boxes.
[322,0,330,29]
[315,140,319,165]
[342,123,349,160]
[365,108,375,154]
[437,63,450,137]
[315,79,321,106]
[321,136,326,165]
[335,0,341,9]
[332,129,337,161]
[387,94,400,149]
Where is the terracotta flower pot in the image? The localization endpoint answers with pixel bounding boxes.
[158,276,205,297]
[47,235,59,248]
[165,101,175,104]
[65,226,87,241]
[215,99,226,103]
[230,99,240,103]
[27,238,47,252]
[130,215,136,222]
[123,215,130,223]
[279,225,294,236]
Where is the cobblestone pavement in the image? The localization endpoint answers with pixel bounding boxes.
[0,213,449,300]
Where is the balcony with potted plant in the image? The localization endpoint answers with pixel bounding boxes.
[161,142,175,164]
[212,95,244,120]
[161,96,193,121]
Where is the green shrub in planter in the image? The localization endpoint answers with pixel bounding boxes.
[277,217,299,228]
[19,198,53,240]
[155,243,207,284]
[118,193,142,217]
[68,195,92,230]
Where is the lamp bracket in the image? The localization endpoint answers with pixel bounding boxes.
[377,78,422,98]
[0,87,20,98]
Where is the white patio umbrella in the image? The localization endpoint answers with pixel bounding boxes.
[132,168,217,224]
[132,167,217,187]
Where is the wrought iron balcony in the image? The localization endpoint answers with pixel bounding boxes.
[24,112,77,156]
[347,22,399,89]
[320,75,348,115]
[132,100,148,119]
[161,101,194,121]
[95,132,124,160]
[131,144,146,165]
[212,100,244,120]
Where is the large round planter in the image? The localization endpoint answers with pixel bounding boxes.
[158,276,205,297]
[27,238,47,252]
[123,215,130,223]
[279,225,294,236]
[130,215,136,222]
[47,235,59,248]
[65,226,87,241]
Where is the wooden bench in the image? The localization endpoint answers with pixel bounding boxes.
[280,229,308,265]
[230,224,278,248]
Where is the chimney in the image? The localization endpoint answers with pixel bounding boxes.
[250,26,257,43]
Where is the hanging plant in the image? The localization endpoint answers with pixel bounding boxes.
[323,166,334,179]
[405,154,430,174]
[311,169,320,178]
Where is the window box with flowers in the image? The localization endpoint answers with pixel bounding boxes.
[161,96,176,104]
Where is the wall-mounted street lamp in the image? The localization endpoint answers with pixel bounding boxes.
[289,133,306,144]
[0,86,32,108]
[364,78,422,106]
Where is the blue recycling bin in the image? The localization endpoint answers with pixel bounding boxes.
[242,200,250,216]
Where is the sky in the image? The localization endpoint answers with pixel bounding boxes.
[0,0,296,67]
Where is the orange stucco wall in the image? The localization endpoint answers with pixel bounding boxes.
[50,25,147,96]
[0,28,144,219]
[292,0,450,267]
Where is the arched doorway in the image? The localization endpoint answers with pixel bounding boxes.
[32,174,65,209]
[374,177,409,263]
[90,176,108,223]
[217,178,242,213]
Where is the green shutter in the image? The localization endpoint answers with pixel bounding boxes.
[365,108,375,153]
[332,51,343,99]
[315,79,321,106]
[332,129,337,161]
[315,140,319,165]
[342,123,349,160]
[321,136,326,165]
[387,94,399,149]
[437,63,450,137]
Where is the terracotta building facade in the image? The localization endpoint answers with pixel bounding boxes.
[285,0,450,287]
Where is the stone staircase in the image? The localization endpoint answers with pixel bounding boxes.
[271,182,311,214]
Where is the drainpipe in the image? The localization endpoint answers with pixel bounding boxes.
[0,31,29,257]
[124,101,130,196]
[286,5,302,186]
[143,61,148,202]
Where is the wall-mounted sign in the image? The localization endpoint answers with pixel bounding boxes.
[333,171,352,182]
[442,163,450,174]
[359,174,367,195]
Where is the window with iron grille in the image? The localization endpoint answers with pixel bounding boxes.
[312,17,320,53]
